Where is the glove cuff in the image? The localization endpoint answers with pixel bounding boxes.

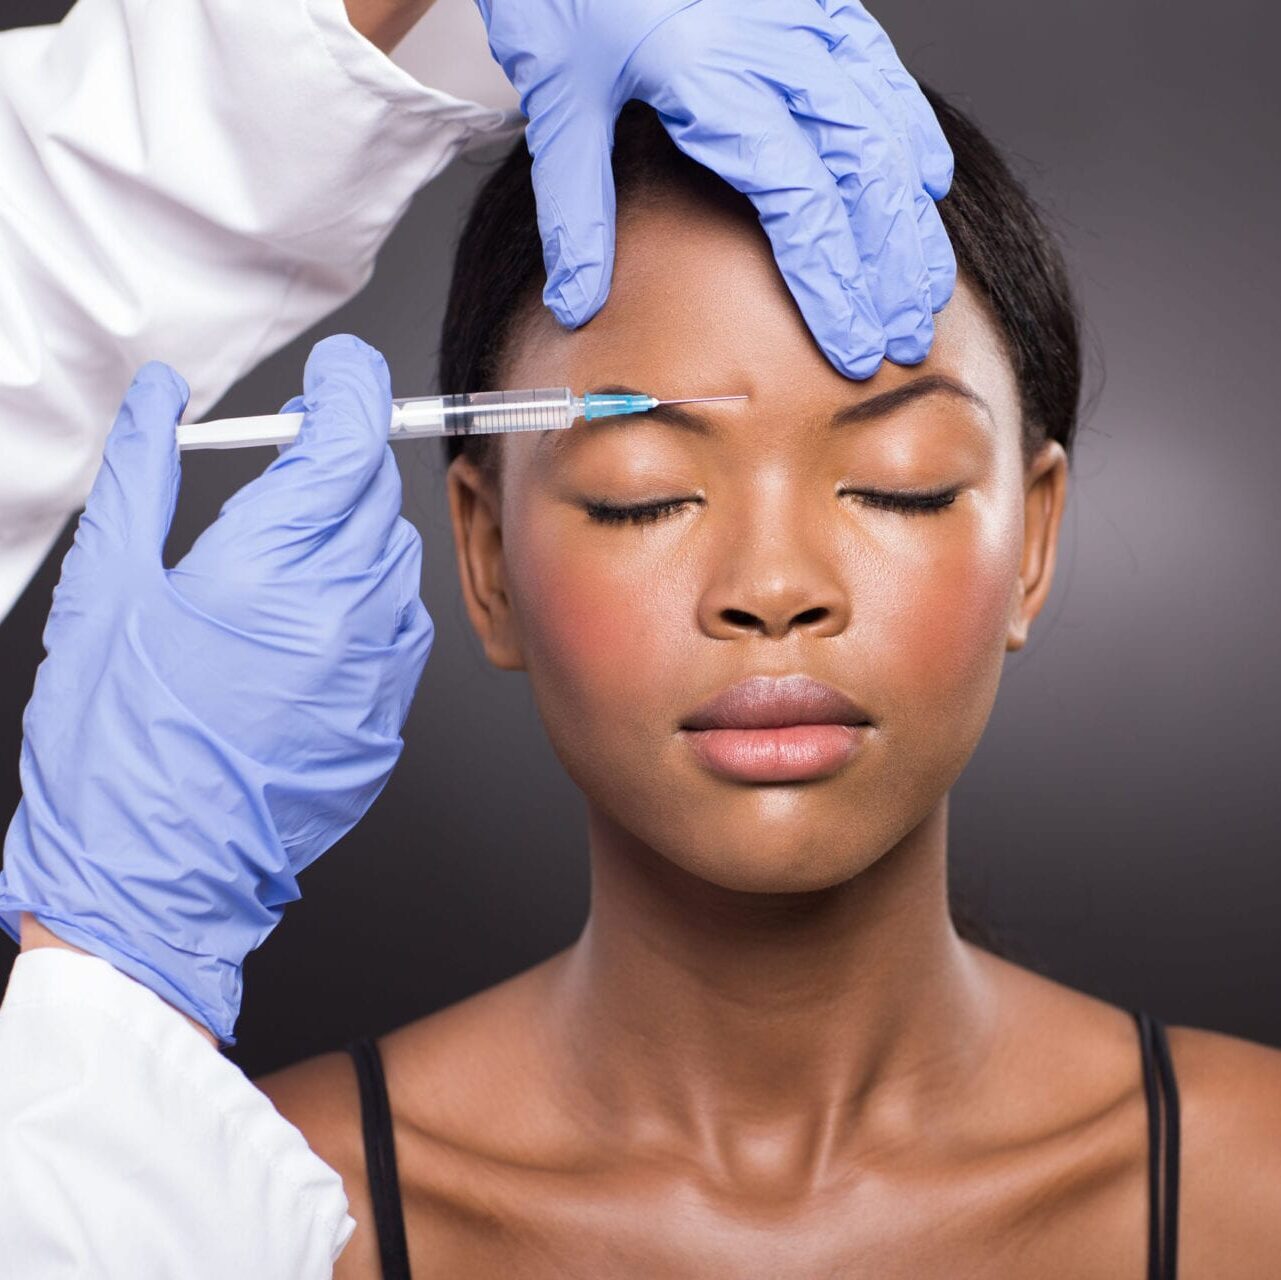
[0,897,244,1045]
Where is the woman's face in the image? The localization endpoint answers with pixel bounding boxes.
[447,194,1067,893]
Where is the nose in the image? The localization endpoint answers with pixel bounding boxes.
[697,513,851,641]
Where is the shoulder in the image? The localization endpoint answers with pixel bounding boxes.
[250,957,570,1279]
[971,951,1281,1274]
[1164,1022,1281,1277]
[254,1045,379,1280]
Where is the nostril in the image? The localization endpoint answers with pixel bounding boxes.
[718,605,831,634]
[793,606,829,626]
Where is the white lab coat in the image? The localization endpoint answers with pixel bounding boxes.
[0,949,355,1275]
[0,0,524,1273]
[0,0,521,620]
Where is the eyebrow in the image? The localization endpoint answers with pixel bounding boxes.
[537,374,993,456]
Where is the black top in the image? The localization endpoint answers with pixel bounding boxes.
[345,1008,1180,1280]
[346,1036,412,1279]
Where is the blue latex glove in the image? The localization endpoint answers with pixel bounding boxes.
[0,336,433,1045]
[474,0,956,378]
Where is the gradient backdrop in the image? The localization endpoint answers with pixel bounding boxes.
[2,1,1278,1078]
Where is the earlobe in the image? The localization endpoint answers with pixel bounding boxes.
[445,456,526,671]
[1006,441,1069,652]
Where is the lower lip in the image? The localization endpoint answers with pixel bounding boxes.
[680,723,870,783]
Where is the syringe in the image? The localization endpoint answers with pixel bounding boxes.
[175,388,748,451]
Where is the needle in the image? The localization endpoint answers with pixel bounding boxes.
[652,395,749,407]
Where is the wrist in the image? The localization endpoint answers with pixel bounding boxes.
[343,0,438,53]
[19,912,220,1049]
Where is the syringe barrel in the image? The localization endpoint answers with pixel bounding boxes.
[392,387,575,437]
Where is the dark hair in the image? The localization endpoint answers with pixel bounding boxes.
[441,87,1082,477]
[438,89,1081,957]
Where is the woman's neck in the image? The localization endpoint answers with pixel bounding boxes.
[548,797,1000,1185]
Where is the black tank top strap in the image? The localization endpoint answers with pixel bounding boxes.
[1133,1010,1181,1280]
[346,1036,413,1280]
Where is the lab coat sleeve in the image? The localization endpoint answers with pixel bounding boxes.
[0,948,354,1278]
[0,0,525,619]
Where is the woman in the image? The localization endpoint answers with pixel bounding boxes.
[256,95,1281,1277]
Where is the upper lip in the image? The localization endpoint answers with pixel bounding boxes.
[680,675,872,731]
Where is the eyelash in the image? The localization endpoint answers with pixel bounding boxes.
[583,498,696,525]
[843,488,959,516]
[582,489,959,526]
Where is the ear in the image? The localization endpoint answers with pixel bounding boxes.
[445,454,526,671]
[1006,440,1069,651]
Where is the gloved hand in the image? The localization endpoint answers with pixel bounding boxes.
[474,0,955,379]
[0,335,433,1045]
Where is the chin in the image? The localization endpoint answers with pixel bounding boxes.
[649,812,885,897]
[572,742,904,893]
[686,857,865,896]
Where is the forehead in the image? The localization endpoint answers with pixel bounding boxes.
[497,194,1022,453]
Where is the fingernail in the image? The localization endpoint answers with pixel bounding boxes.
[132,361,186,394]
[884,308,935,365]
[929,270,956,312]
[543,276,582,330]
[840,326,887,380]
[884,336,930,365]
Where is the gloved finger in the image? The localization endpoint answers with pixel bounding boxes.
[815,0,953,198]
[381,517,434,725]
[219,334,392,531]
[175,338,404,596]
[318,443,406,574]
[385,515,424,630]
[915,191,957,313]
[869,63,953,201]
[78,361,189,561]
[174,447,407,621]
[659,83,886,378]
[275,394,306,456]
[801,3,955,312]
[526,104,618,328]
[780,57,935,364]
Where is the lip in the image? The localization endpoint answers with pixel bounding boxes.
[681,674,872,731]
[679,675,873,783]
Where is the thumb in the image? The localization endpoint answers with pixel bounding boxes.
[274,393,306,457]
[79,361,188,561]
[528,106,618,328]
[223,334,392,529]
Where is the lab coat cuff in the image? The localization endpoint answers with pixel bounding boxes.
[1,948,357,1257]
[302,0,525,146]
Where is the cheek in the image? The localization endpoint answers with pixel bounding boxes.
[504,522,687,732]
[871,497,1021,734]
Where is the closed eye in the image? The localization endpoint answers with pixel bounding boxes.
[582,497,698,525]
[581,488,960,527]
[841,488,960,515]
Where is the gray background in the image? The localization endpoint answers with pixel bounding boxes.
[2,1,1278,1079]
